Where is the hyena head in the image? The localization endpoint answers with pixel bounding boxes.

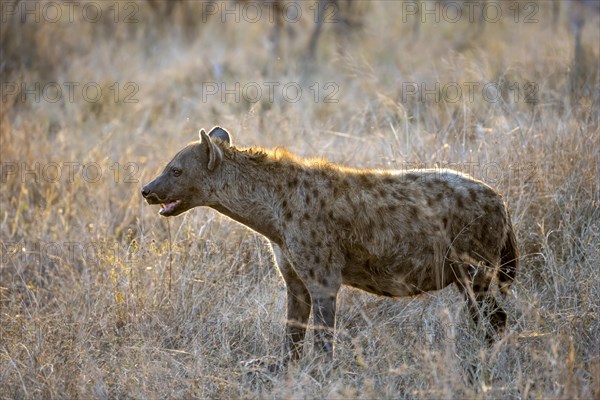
[141,126,231,217]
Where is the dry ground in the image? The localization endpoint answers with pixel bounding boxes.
[1,1,599,399]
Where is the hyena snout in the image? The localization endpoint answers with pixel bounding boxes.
[141,181,160,202]
[140,185,152,199]
[141,178,184,217]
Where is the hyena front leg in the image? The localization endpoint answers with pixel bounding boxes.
[287,249,343,360]
[272,244,311,362]
[310,284,339,358]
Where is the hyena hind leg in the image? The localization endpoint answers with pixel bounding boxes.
[455,266,509,344]
[467,292,508,344]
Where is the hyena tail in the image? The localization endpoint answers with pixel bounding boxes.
[498,219,519,295]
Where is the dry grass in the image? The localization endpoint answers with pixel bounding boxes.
[1,1,599,399]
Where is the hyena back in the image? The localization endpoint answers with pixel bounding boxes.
[142,127,518,362]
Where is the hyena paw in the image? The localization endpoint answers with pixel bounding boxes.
[240,355,283,375]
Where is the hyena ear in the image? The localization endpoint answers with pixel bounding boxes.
[207,126,231,144]
[199,129,223,171]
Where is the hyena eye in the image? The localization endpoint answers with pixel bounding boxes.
[171,167,182,177]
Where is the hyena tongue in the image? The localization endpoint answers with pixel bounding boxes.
[159,200,181,215]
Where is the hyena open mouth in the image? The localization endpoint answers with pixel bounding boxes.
[159,200,182,216]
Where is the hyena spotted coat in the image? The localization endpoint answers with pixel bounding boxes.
[142,127,519,362]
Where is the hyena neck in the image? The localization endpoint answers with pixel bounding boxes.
[209,157,288,244]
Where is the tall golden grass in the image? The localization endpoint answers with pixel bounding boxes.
[1,1,598,398]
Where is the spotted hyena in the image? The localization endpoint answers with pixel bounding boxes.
[141,127,518,362]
